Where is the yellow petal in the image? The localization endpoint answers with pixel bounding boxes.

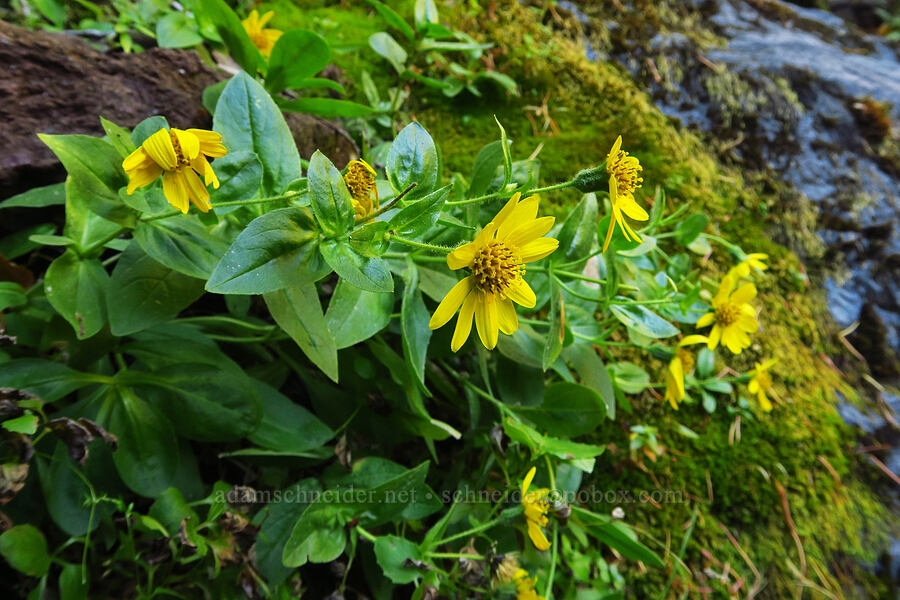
[187,129,227,158]
[258,10,275,27]
[497,298,518,335]
[171,128,200,161]
[723,327,742,354]
[714,275,736,304]
[707,325,721,349]
[162,170,189,213]
[122,146,152,172]
[447,242,476,270]
[731,282,757,305]
[668,357,684,400]
[183,168,211,212]
[738,314,759,333]
[621,216,642,244]
[429,276,475,330]
[607,135,622,161]
[696,312,715,328]
[504,216,555,248]
[451,293,477,352]
[506,278,536,308]
[143,128,177,171]
[521,466,536,496]
[758,391,773,412]
[748,379,760,394]
[518,237,559,263]
[618,196,649,221]
[472,221,498,250]
[474,291,499,350]
[125,163,162,194]
[491,192,521,232]
[527,520,551,551]
[601,209,617,253]
[679,334,709,346]
[191,155,220,189]
[498,194,539,240]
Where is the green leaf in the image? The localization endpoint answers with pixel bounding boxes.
[108,388,178,498]
[555,193,598,264]
[149,487,197,536]
[494,116,512,186]
[248,380,333,453]
[255,478,322,584]
[468,140,506,197]
[206,207,325,295]
[374,536,424,584]
[564,343,616,420]
[202,80,227,115]
[264,282,339,382]
[543,276,563,370]
[208,151,263,212]
[307,150,355,237]
[386,122,439,201]
[213,72,300,195]
[0,282,27,312]
[0,359,98,403]
[417,266,457,302]
[414,0,439,28]
[38,134,135,225]
[3,414,39,434]
[156,11,203,48]
[0,183,65,210]
[369,32,408,73]
[368,0,415,40]
[696,347,715,378]
[675,213,709,246]
[326,280,393,348]
[58,563,89,600]
[610,303,679,339]
[349,221,390,257]
[388,184,451,236]
[44,249,108,339]
[583,520,664,567]
[496,356,545,406]
[266,30,331,94]
[282,504,347,567]
[401,262,431,389]
[279,97,375,118]
[36,445,95,536]
[320,239,394,293]
[289,77,347,94]
[99,116,136,158]
[516,382,606,438]
[131,116,169,146]
[0,223,56,259]
[134,216,229,279]
[608,362,650,394]
[107,243,204,336]
[127,362,262,442]
[199,0,263,75]
[0,525,50,577]
[503,418,604,472]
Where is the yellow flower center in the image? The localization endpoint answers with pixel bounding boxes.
[344,160,378,215]
[714,302,741,327]
[754,371,772,390]
[677,348,695,372]
[472,240,522,294]
[169,132,191,171]
[607,150,643,197]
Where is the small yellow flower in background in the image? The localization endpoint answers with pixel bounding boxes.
[664,335,709,410]
[429,193,559,351]
[748,358,778,411]
[729,252,769,279]
[696,274,759,354]
[520,466,551,551]
[242,10,282,57]
[602,135,647,252]
[344,159,379,218]
[513,569,547,600]
[123,127,226,213]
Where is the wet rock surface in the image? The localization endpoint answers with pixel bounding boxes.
[0,21,357,202]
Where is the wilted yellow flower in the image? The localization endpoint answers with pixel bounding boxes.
[344,159,379,218]
[729,252,769,279]
[520,466,551,551]
[664,335,709,410]
[602,135,648,252]
[242,10,282,57]
[696,274,759,354]
[748,358,777,411]
[123,127,226,213]
[428,193,558,351]
[513,569,547,600]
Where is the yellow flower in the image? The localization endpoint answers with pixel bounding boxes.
[520,466,551,551]
[428,193,559,351]
[664,335,709,410]
[344,159,379,218]
[748,358,777,411]
[602,135,647,252]
[123,127,226,213]
[242,10,282,57]
[696,274,759,354]
[729,252,769,279]
[513,569,547,600]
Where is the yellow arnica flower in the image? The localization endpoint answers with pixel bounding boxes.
[664,335,709,410]
[748,358,777,412]
[428,193,559,351]
[729,252,769,279]
[520,466,551,551]
[696,274,759,354]
[242,10,282,57]
[513,569,547,600]
[602,135,647,252]
[123,127,226,213]
[344,159,379,218]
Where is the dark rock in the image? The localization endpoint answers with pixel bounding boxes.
[850,304,900,377]
[0,20,358,200]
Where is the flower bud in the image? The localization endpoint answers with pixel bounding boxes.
[572,165,608,193]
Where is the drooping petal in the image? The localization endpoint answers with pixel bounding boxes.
[162,170,189,213]
[668,357,685,400]
[498,194,540,240]
[143,128,177,171]
[679,334,709,346]
[521,466,536,496]
[696,313,716,328]
[748,379,760,394]
[125,163,162,194]
[526,520,551,551]
[429,276,475,330]
[707,324,722,349]
[122,146,153,172]
[618,196,649,221]
[731,282,757,305]
[474,291,499,350]
[187,129,227,157]
[497,297,518,335]
[172,128,200,161]
[504,216,555,248]
[621,216,642,244]
[183,168,211,212]
[506,278,536,308]
[518,237,559,263]
[447,242,476,270]
[451,293,477,352]
[191,154,220,189]
[601,196,617,253]
[757,391,773,412]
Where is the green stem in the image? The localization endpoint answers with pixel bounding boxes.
[553,269,606,285]
[544,522,559,599]
[390,234,451,254]
[355,526,377,543]
[360,182,417,222]
[445,180,576,206]
[173,316,275,332]
[702,233,739,252]
[427,552,486,560]
[432,516,506,547]
[81,226,128,256]
[553,275,602,303]
[609,298,676,306]
[140,191,302,223]
[383,252,447,263]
